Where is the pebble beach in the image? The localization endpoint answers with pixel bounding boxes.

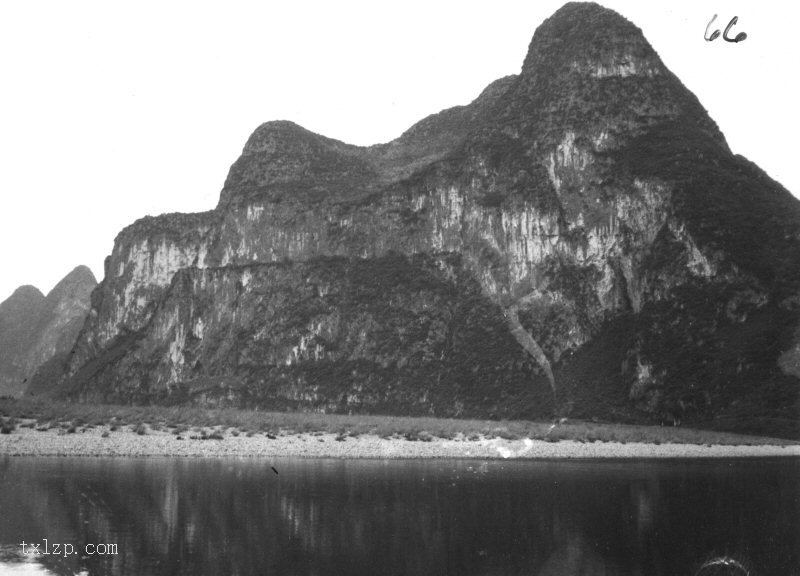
[1,425,798,459]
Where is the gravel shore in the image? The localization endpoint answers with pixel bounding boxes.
[1,426,798,459]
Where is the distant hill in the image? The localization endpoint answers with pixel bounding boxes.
[0,266,96,396]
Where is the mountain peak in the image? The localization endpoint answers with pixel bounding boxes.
[0,285,44,321]
[220,120,378,208]
[6,285,45,303]
[242,121,322,156]
[46,266,97,302]
[521,2,661,79]
[488,1,728,151]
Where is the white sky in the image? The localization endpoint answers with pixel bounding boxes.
[0,1,797,302]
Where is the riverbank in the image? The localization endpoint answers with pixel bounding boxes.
[3,397,799,445]
[1,424,798,459]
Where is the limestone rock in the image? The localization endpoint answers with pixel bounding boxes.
[48,3,800,438]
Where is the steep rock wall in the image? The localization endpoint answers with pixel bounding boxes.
[68,212,216,373]
[67,254,554,418]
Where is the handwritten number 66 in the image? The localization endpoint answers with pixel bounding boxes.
[705,14,747,43]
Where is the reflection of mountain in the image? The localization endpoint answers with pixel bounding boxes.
[537,533,622,576]
[0,459,797,576]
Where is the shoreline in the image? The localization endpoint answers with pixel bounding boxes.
[1,426,798,459]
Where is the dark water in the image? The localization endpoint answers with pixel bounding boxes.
[0,457,797,576]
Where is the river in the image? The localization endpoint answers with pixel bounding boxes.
[0,457,797,575]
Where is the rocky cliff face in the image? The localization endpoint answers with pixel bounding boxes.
[52,3,800,437]
[0,266,96,396]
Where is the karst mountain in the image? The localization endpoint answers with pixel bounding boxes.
[9,3,798,438]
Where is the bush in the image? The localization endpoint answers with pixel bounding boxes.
[495,428,519,440]
[417,430,434,442]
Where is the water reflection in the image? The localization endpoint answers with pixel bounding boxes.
[0,457,797,576]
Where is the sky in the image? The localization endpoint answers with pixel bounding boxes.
[0,1,798,302]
